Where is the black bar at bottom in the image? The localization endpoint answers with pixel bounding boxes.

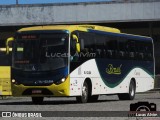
[0,111,160,117]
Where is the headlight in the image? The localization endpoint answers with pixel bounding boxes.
[12,79,20,85]
[61,78,65,82]
[55,78,66,85]
[12,79,16,83]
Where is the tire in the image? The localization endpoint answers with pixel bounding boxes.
[118,80,136,100]
[32,97,44,104]
[76,81,89,103]
[88,95,99,103]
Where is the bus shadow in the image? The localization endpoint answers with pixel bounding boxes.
[43,99,119,105]
[0,101,33,105]
[0,99,119,105]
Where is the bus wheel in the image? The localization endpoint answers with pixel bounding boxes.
[118,80,136,100]
[88,95,99,102]
[76,81,88,103]
[32,97,44,104]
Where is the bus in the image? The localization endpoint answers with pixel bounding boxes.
[10,25,154,104]
[0,37,14,97]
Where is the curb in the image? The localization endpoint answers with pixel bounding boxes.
[137,89,160,94]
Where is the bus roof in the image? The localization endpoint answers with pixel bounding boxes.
[18,25,152,41]
[18,25,121,33]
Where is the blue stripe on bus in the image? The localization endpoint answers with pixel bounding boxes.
[95,58,154,88]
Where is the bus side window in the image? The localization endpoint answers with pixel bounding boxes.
[105,36,118,59]
[138,42,145,60]
[0,40,9,66]
[118,41,126,59]
[117,36,128,59]
[106,41,112,58]
[129,40,136,60]
[125,41,130,60]
[95,34,106,58]
[144,42,153,61]
[7,40,13,65]
[78,32,95,59]
[148,43,153,61]
[113,40,118,58]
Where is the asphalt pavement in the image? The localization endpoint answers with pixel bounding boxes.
[0,92,160,120]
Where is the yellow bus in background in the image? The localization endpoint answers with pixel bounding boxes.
[0,37,14,96]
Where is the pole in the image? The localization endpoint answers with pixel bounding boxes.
[149,22,153,38]
[16,0,18,5]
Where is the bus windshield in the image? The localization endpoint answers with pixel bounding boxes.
[13,32,69,71]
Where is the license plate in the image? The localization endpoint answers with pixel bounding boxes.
[32,90,42,94]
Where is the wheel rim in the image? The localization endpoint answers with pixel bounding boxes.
[82,85,88,101]
[130,83,135,97]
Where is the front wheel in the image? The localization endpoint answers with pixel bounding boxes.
[32,97,44,104]
[118,80,136,100]
[76,81,88,103]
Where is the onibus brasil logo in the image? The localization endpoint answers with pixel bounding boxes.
[129,102,158,118]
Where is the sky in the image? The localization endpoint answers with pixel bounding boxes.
[0,0,113,5]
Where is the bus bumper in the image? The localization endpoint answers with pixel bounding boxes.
[11,77,70,97]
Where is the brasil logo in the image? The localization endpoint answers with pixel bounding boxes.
[106,64,122,75]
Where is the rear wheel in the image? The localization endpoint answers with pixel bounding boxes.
[76,81,88,103]
[118,80,136,100]
[32,97,44,104]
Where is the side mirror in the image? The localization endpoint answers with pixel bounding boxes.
[76,43,80,53]
[72,35,80,53]
[6,37,14,54]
